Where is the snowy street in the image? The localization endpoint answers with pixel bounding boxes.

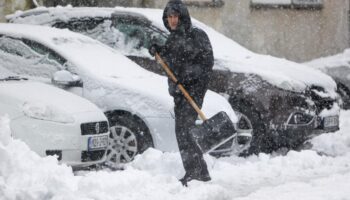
[1,110,349,200]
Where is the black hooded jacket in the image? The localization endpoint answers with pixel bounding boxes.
[159,0,214,96]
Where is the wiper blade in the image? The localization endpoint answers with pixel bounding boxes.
[0,76,28,81]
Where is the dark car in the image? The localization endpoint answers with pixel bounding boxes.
[8,6,340,155]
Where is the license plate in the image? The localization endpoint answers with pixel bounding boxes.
[88,135,108,150]
[323,116,339,128]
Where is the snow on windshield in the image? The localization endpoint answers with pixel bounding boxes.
[0,65,15,78]
[0,23,154,80]
[48,35,155,79]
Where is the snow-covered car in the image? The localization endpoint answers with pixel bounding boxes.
[0,23,252,164]
[0,69,109,168]
[7,6,340,154]
[304,49,350,109]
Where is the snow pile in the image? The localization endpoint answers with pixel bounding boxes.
[0,115,79,200]
[311,110,350,156]
[1,112,350,200]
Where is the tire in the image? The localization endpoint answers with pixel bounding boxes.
[229,98,274,156]
[105,111,154,165]
[337,82,350,110]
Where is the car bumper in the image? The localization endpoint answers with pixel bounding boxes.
[11,112,109,167]
[274,114,339,147]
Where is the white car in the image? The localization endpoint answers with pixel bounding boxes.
[0,23,252,165]
[0,70,109,168]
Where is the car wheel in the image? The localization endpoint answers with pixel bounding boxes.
[105,112,154,165]
[337,82,350,109]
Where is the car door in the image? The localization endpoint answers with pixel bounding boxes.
[0,35,83,96]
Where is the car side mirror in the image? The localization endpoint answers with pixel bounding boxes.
[52,70,83,87]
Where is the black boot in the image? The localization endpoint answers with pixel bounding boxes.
[179,172,211,186]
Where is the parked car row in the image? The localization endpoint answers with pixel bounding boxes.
[7,6,341,155]
[0,23,252,168]
[0,5,341,168]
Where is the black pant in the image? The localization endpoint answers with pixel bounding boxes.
[173,82,209,178]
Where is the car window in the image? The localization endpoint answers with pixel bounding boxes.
[53,18,120,50]
[0,36,38,59]
[112,20,167,50]
[0,36,65,78]
[22,39,67,65]
[53,17,106,33]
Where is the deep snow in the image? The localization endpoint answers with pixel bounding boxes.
[1,110,350,200]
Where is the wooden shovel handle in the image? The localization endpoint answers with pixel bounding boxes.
[155,53,207,121]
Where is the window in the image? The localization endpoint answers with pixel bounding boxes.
[0,36,65,78]
[182,0,224,7]
[0,36,38,58]
[112,16,167,53]
[250,0,323,9]
[22,39,67,65]
[53,17,106,33]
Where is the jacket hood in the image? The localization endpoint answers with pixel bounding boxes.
[162,0,192,33]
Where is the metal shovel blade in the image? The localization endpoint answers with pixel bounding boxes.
[189,111,236,153]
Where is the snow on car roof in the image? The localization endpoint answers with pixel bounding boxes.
[7,6,337,96]
[305,49,350,70]
[0,23,155,79]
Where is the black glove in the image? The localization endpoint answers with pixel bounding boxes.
[148,43,161,57]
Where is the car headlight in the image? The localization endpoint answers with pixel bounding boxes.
[288,112,314,125]
[22,102,75,123]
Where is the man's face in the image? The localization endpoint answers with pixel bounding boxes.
[167,14,179,31]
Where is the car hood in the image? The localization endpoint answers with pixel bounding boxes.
[0,80,101,115]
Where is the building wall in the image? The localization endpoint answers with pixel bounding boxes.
[0,0,36,22]
[147,0,349,62]
[2,0,348,61]
[42,0,144,7]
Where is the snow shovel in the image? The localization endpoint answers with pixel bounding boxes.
[155,53,237,153]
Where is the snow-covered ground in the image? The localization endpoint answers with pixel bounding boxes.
[1,110,350,200]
